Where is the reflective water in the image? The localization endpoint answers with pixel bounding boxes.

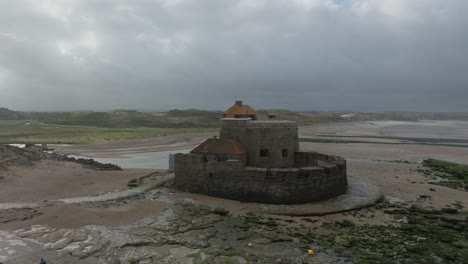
[69,149,190,169]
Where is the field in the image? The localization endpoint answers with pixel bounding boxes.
[0,108,423,145]
[0,120,214,144]
[0,107,424,130]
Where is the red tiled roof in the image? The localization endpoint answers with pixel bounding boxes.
[191,138,247,155]
[223,103,256,117]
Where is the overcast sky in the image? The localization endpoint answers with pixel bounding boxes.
[0,0,467,112]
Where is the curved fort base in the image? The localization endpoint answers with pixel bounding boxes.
[174,102,351,205]
[174,151,348,204]
[254,176,382,215]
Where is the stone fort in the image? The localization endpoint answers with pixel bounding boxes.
[173,101,348,204]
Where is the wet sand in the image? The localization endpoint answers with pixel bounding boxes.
[2,120,467,221]
[1,120,468,263]
[0,160,155,203]
[54,120,468,158]
[0,200,168,230]
[53,132,214,158]
[300,120,468,140]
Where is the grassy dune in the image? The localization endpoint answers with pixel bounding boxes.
[0,107,420,144]
[0,121,214,144]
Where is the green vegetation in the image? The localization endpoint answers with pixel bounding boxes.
[167,109,223,117]
[0,107,417,128]
[389,160,412,164]
[0,107,422,145]
[0,108,222,128]
[0,121,213,144]
[0,108,222,144]
[290,206,468,263]
[242,203,468,263]
[422,159,468,191]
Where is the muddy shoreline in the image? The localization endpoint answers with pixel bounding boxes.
[1,121,468,263]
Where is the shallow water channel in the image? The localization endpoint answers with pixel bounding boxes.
[69,149,190,169]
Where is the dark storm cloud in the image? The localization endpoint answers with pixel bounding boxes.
[0,0,467,112]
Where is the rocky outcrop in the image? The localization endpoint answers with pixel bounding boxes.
[13,203,339,263]
[1,144,121,171]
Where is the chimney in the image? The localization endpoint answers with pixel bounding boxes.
[235,100,243,107]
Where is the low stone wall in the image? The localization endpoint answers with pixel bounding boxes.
[168,154,175,172]
[174,151,347,204]
[295,151,345,167]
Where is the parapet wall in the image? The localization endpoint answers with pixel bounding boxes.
[174,151,347,204]
[295,151,346,168]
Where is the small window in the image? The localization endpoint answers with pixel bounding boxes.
[282,149,288,157]
[260,149,269,157]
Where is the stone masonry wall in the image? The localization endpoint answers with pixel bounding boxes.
[244,122,299,168]
[220,119,299,169]
[174,152,347,204]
